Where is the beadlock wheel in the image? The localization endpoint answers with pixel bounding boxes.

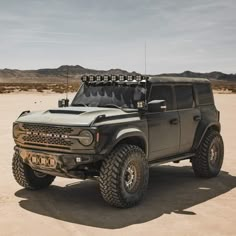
[124,162,138,193]
[12,152,55,190]
[99,144,149,208]
[192,130,224,178]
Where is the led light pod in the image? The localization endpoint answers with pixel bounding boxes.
[96,75,102,81]
[81,75,88,82]
[89,75,95,82]
[103,75,109,82]
[111,75,117,82]
[127,75,133,81]
[119,75,125,81]
[136,75,142,81]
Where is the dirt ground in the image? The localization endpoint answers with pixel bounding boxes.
[0,93,235,236]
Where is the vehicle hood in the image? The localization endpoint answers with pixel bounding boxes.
[15,106,139,126]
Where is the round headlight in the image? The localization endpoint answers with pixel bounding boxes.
[13,123,20,139]
[79,130,94,146]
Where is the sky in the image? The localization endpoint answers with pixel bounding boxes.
[0,0,236,74]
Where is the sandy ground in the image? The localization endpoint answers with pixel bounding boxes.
[0,93,236,236]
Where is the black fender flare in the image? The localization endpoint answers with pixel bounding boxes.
[103,128,148,158]
[192,121,221,150]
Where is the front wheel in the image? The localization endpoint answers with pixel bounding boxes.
[192,130,224,178]
[99,144,149,208]
[12,152,55,190]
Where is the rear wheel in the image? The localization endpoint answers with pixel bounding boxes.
[192,130,224,178]
[99,144,149,208]
[12,152,55,190]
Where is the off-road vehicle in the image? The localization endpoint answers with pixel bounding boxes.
[12,75,224,208]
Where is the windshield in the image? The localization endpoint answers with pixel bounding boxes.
[71,84,146,109]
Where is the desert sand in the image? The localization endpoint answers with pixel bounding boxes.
[0,93,236,236]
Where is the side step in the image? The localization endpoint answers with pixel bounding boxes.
[149,153,195,165]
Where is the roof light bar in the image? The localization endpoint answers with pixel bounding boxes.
[81,74,147,83]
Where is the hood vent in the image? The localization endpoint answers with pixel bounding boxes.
[47,110,85,115]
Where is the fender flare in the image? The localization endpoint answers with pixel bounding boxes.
[193,122,221,150]
[104,128,148,158]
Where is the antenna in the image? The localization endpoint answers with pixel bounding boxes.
[145,41,147,75]
[66,66,69,100]
[144,41,148,109]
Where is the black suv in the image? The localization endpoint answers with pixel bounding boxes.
[12,75,224,208]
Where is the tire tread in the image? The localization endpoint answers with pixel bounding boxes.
[99,144,149,208]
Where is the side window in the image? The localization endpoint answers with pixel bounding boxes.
[175,85,194,110]
[196,83,214,105]
[149,85,174,110]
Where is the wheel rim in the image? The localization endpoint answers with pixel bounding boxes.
[33,170,47,178]
[124,162,138,193]
[209,139,221,168]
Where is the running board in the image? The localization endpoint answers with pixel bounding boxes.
[149,153,195,165]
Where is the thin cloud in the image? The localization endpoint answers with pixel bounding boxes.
[0,0,235,73]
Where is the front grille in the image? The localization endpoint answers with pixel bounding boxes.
[22,124,73,135]
[21,124,74,149]
[22,135,73,146]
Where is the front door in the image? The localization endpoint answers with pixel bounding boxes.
[147,85,180,160]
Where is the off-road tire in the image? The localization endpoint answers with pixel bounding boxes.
[12,152,55,190]
[192,130,224,178]
[99,144,149,208]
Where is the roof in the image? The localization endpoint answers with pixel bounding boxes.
[148,76,210,84]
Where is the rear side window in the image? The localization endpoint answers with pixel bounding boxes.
[196,83,214,105]
[175,85,194,109]
[149,85,174,110]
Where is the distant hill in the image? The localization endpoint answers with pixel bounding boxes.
[0,66,235,93]
[0,65,235,83]
[159,71,236,82]
[0,65,138,83]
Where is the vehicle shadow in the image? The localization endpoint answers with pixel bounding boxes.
[15,165,236,229]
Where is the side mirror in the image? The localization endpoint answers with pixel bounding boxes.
[58,99,69,108]
[148,100,167,112]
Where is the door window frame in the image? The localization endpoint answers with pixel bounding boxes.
[174,84,196,111]
[148,83,176,113]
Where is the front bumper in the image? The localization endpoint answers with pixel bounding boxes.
[15,146,103,178]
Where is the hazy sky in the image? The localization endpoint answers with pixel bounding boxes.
[0,0,236,74]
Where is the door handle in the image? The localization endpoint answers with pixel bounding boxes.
[170,118,179,125]
[194,115,201,121]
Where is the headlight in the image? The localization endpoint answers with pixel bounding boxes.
[78,130,94,146]
[13,123,20,139]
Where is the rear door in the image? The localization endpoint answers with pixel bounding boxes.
[174,85,200,153]
[147,85,180,160]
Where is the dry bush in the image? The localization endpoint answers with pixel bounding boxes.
[0,82,80,94]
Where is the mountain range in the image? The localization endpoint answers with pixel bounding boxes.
[0,65,235,83]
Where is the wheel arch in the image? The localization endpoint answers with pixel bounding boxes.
[106,128,148,158]
[193,122,221,150]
